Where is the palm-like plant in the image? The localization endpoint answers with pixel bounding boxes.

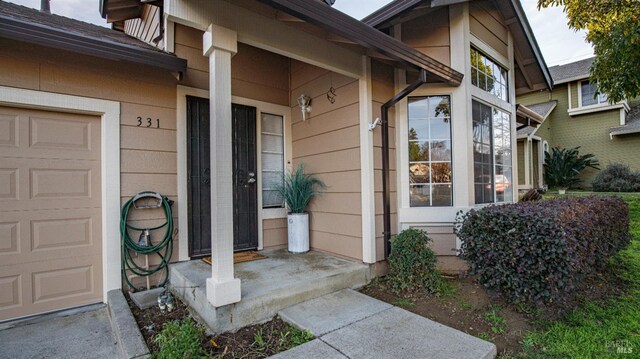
[543,146,599,189]
[276,164,326,214]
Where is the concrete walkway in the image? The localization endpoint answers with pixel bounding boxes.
[0,305,120,359]
[274,289,496,359]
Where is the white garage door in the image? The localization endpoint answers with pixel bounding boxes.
[0,106,102,321]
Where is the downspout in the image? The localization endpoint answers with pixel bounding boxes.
[382,69,428,258]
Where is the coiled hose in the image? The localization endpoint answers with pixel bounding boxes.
[121,192,174,290]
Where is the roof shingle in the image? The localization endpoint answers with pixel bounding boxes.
[549,57,594,84]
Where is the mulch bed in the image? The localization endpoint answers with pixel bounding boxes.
[126,292,309,358]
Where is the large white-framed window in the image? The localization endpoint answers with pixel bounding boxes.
[472,99,513,204]
[408,95,453,207]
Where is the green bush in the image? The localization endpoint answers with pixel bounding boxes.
[387,228,447,294]
[544,146,599,189]
[592,163,640,192]
[456,196,631,306]
[152,317,207,359]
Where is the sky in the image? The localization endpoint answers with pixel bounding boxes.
[7,0,593,66]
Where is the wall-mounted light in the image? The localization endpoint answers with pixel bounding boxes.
[297,94,312,121]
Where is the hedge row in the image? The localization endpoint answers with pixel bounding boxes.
[456,196,631,305]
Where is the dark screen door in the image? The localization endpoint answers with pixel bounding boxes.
[187,96,211,258]
[232,104,259,251]
[186,97,258,258]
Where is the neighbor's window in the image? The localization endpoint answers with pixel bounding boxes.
[408,96,453,207]
[472,100,513,204]
[261,113,285,208]
[580,80,608,106]
[471,48,509,102]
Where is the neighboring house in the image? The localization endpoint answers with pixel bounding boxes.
[517,57,640,190]
[0,0,549,321]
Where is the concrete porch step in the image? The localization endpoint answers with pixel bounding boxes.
[275,289,497,359]
[169,248,370,334]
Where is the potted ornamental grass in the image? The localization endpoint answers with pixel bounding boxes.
[276,164,326,253]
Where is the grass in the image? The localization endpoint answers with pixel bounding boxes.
[483,305,507,335]
[393,298,416,307]
[523,192,640,357]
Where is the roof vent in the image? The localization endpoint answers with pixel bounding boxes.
[323,0,336,6]
[40,0,50,14]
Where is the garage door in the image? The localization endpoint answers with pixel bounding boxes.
[0,106,102,321]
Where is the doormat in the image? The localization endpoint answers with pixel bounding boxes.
[202,251,267,265]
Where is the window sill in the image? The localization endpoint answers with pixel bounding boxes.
[568,102,628,117]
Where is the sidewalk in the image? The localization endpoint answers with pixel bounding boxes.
[272,289,496,359]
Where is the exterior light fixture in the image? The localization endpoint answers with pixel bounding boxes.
[297,94,312,121]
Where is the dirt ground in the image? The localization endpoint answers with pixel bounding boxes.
[361,277,535,355]
[127,292,310,358]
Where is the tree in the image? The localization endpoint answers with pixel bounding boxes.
[538,0,640,103]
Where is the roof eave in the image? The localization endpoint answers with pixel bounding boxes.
[256,0,463,86]
[0,15,187,74]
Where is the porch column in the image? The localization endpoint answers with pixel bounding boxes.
[203,24,241,307]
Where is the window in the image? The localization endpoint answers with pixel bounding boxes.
[408,96,453,207]
[472,100,513,204]
[261,113,285,208]
[471,48,509,102]
[580,80,608,107]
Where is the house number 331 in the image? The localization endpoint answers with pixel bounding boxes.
[137,116,160,128]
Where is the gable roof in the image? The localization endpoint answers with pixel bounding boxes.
[549,57,594,84]
[0,0,186,73]
[516,100,557,137]
[362,0,552,92]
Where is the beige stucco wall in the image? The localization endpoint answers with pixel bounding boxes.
[0,38,179,287]
[290,60,363,261]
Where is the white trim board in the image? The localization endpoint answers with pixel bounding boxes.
[0,85,121,303]
[176,86,292,260]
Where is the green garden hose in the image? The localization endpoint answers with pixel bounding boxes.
[121,191,174,290]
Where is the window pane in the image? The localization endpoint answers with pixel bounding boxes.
[410,185,431,207]
[430,140,451,161]
[409,164,430,184]
[261,113,284,209]
[581,81,598,106]
[432,184,452,206]
[408,96,452,207]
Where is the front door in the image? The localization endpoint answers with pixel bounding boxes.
[186,97,259,258]
[231,104,259,251]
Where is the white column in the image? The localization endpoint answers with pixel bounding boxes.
[203,24,241,307]
[359,56,376,264]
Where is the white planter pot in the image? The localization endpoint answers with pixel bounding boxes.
[558,189,567,195]
[287,213,309,253]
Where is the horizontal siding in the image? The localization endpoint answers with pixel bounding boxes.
[263,218,287,248]
[290,61,362,260]
[0,38,180,288]
[401,7,450,66]
[469,0,508,59]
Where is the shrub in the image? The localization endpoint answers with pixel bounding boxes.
[544,146,599,189]
[387,228,448,295]
[592,163,640,192]
[456,196,630,306]
[152,317,207,359]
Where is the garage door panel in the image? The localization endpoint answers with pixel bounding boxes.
[0,254,102,321]
[0,208,101,266]
[0,106,102,321]
[0,113,19,147]
[0,158,100,211]
[0,107,100,161]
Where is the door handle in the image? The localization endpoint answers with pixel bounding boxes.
[247,172,256,184]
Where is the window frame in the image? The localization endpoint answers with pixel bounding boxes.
[578,80,608,108]
[260,112,286,210]
[472,99,514,205]
[470,47,510,103]
[407,95,454,208]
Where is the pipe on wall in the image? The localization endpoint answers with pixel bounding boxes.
[381,69,428,258]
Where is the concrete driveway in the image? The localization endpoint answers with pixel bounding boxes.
[0,305,119,359]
